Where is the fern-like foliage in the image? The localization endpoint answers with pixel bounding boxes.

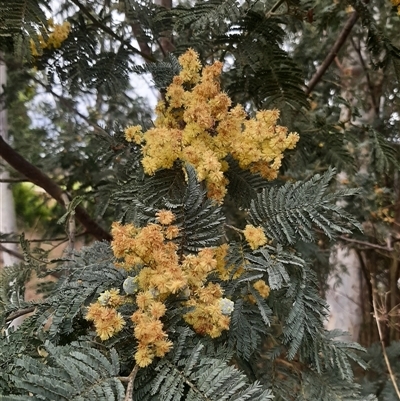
[0,0,49,56]
[367,127,400,174]
[135,329,274,401]
[171,0,242,33]
[115,163,225,252]
[163,164,225,252]
[236,245,327,360]
[3,341,125,401]
[0,234,50,324]
[228,298,269,360]
[153,2,308,111]
[223,11,309,110]
[225,158,271,209]
[57,20,97,94]
[349,0,400,79]
[0,313,46,395]
[34,242,126,344]
[0,262,32,321]
[59,34,132,96]
[249,167,362,245]
[295,109,357,173]
[89,48,132,95]
[246,245,299,291]
[132,53,182,91]
[361,341,400,400]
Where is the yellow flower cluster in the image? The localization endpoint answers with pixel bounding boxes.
[108,212,232,367]
[181,249,230,338]
[124,49,299,203]
[184,284,231,338]
[243,224,268,250]
[85,289,125,341]
[131,294,172,367]
[253,280,271,298]
[30,19,71,56]
[97,288,124,307]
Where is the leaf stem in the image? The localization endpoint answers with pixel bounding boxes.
[5,306,36,322]
[225,224,243,234]
[266,0,286,17]
[123,364,140,401]
[371,275,400,399]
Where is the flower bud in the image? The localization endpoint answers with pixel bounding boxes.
[123,276,139,294]
[220,298,234,315]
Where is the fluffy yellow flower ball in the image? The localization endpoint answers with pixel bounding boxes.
[253,280,271,298]
[243,225,268,250]
[85,303,125,341]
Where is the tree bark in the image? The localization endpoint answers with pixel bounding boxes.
[0,52,18,267]
[305,11,359,96]
[0,136,112,242]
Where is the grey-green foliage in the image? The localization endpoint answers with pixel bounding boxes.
[225,10,309,110]
[249,167,362,245]
[361,342,400,400]
[115,163,225,252]
[296,107,357,173]
[0,234,49,324]
[367,127,400,173]
[134,329,274,401]
[1,1,391,400]
[163,165,225,252]
[349,0,400,76]
[256,329,374,401]
[132,53,182,91]
[153,0,308,111]
[3,341,125,401]
[36,242,126,344]
[171,0,242,32]
[228,298,269,360]
[57,28,132,96]
[0,314,45,394]
[225,158,271,209]
[1,163,372,400]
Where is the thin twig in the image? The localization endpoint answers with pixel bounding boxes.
[314,229,394,252]
[47,236,71,253]
[5,306,36,322]
[350,37,379,116]
[371,275,400,399]
[266,0,285,17]
[305,11,359,96]
[337,234,393,252]
[224,224,243,234]
[123,365,139,401]
[0,244,24,260]
[0,232,86,243]
[61,193,76,255]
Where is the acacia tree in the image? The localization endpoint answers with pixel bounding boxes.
[1,0,400,400]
